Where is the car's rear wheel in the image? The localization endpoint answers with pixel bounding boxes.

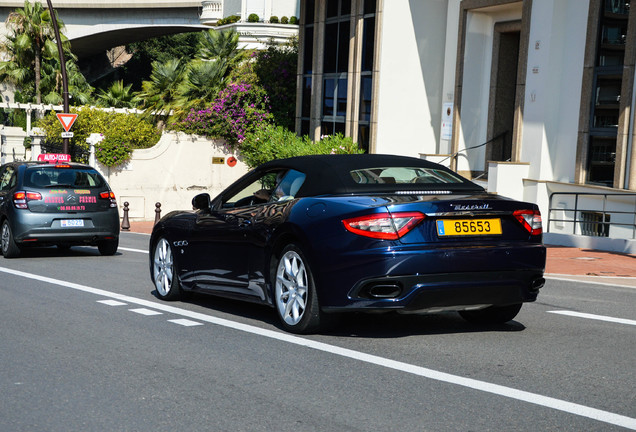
[97,238,118,256]
[273,244,321,334]
[152,237,181,301]
[1,220,21,258]
[459,303,522,324]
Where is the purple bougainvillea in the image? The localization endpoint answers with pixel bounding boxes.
[173,81,272,149]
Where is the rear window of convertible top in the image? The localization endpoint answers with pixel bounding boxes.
[24,167,106,189]
[349,167,465,185]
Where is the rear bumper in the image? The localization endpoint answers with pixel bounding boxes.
[314,242,546,311]
[322,270,544,312]
[9,209,119,245]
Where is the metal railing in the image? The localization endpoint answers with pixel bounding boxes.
[547,192,636,239]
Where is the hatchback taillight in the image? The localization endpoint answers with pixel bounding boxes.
[13,191,42,209]
[343,212,425,240]
[513,209,542,235]
[99,191,117,208]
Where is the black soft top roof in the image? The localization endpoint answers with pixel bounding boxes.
[256,154,483,196]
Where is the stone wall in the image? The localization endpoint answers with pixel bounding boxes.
[95,131,249,221]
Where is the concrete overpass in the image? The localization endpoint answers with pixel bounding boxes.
[0,1,208,58]
[0,1,299,58]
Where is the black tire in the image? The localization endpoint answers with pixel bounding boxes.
[97,238,119,256]
[459,303,522,324]
[273,244,321,334]
[1,220,21,258]
[151,237,181,301]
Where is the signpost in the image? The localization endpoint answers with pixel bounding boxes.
[46,0,70,154]
[56,113,78,132]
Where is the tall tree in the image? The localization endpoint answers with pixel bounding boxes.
[2,1,58,103]
[138,58,185,118]
[96,80,140,108]
[0,1,91,105]
[198,28,245,68]
[173,59,227,116]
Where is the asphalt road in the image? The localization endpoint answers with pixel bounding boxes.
[1,232,635,431]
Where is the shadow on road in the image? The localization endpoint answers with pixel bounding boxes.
[151,289,526,338]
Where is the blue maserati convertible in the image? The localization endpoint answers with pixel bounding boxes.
[149,154,546,333]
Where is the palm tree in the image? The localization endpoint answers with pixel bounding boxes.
[173,59,227,116]
[96,80,140,108]
[198,28,245,67]
[2,1,62,104]
[138,58,185,117]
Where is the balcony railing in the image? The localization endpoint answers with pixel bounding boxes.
[547,192,636,239]
[200,0,223,24]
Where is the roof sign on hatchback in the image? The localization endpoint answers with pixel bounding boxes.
[37,153,71,164]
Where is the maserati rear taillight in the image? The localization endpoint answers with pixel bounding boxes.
[513,209,542,235]
[343,212,425,240]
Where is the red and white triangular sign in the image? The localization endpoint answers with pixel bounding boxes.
[56,113,78,132]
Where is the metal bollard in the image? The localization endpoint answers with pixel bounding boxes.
[121,201,130,231]
[154,202,162,225]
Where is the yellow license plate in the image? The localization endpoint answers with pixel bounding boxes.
[436,218,502,236]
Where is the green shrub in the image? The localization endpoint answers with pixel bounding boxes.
[248,13,260,23]
[95,136,133,167]
[269,16,279,23]
[280,16,289,24]
[38,106,160,166]
[239,124,364,168]
[289,16,298,25]
[217,15,240,26]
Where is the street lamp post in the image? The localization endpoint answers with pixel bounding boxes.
[46,0,70,154]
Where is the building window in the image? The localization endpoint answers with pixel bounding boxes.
[357,5,376,152]
[299,0,315,136]
[322,0,351,136]
[587,0,631,186]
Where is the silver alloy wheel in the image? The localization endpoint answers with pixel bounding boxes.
[1,222,9,254]
[275,250,309,326]
[153,238,174,297]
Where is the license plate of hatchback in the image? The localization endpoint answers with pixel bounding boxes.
[61,219,84,228]
[436,218,502,236]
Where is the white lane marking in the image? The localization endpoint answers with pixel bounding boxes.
[129,308,163,316]
[98,300,127,306]
[169,319,203,327]
[118,247,148,254]
[548,310,636,326]
[1,266,635,431]
[545,275,636,290]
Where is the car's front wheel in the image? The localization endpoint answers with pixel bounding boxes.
[1,220,21,258]
[459,303,522,324]
[273,245,321,334]
[152,237,181,301]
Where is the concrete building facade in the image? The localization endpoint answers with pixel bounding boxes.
[296,0,636,251]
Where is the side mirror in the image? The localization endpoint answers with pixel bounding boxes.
[192,193,211,210]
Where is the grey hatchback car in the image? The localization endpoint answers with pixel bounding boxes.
[0,160,119,258]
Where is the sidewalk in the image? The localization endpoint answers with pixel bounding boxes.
[126,221,636,280]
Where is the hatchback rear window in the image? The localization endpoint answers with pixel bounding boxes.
[24,167,106,189]
[350,167,465,185]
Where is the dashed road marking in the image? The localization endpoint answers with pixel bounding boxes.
[97,299,127,306]
[129,308,163,316]
[169,319,203,327]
